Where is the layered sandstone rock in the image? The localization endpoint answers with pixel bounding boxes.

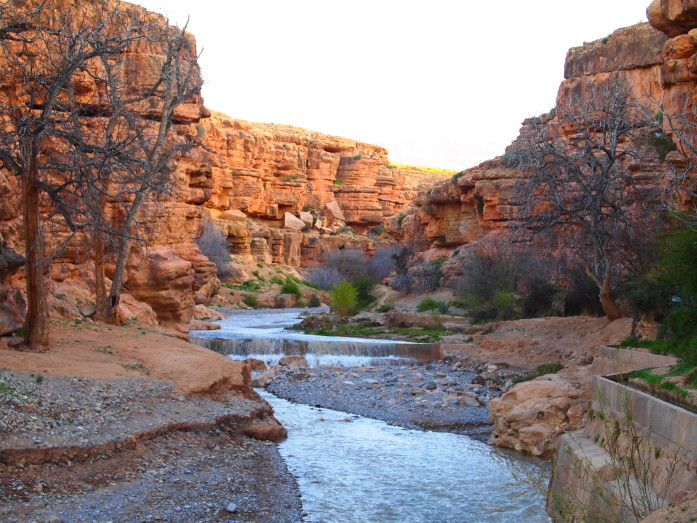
[396,21,683,253]
[201,112,450,232]
[0,243,25,337]
[0,0,451,330]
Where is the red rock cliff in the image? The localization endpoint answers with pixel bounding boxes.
[395,13,697,252]
[0,0,451,331]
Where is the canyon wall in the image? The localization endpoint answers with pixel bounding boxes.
[0,0,450,332]
[200,111,451,268]
[391,14,697,253]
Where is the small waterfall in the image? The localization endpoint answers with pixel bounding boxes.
[190,336,444,367]
[189,308,444,367]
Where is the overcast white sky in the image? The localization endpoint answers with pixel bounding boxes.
[133,0,649,170]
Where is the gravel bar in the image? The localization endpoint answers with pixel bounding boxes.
[266,359,495,440]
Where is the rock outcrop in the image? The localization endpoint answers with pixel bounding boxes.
[0,242,25,337]
[392,19,695,253]
[200,112,452,267]
[488,366,592,457]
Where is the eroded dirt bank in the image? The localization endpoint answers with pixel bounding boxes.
[0,321,303,522]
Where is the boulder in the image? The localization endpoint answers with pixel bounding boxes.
[243,358,267,371]
[194,304,226,321]
[488,365,592,457]
[283,212,306,231]
[250,367,277,387]
[324,201,346,224]
[219,209,247,222]
[189,319,221,331]
[278,355,308,368]
[299,211,313,226]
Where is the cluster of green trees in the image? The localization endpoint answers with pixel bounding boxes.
[0,0,202,347]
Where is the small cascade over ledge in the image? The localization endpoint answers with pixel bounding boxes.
[189,307,444,367]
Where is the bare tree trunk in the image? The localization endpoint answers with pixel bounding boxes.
[94,230,108,322]
[599,275,622,321]
[105,190,147,324]
[106,234,132,325]
[21,139,49,348]
[586,266,622,321]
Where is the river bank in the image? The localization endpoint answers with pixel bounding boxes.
[0,321,303,522]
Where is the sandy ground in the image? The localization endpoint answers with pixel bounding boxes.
[0,318,248,394]
[445,316,634,371]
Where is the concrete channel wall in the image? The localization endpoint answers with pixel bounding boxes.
[547,347,697,522]
[593,375,697,455]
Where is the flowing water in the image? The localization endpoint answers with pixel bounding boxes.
[192,308,550,521]
[260,390,550,522]
[191,307,442,367]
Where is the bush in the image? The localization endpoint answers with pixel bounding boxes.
[242,294,259,309]
[376,303,394,313]
[521,277,559,318]
[493,291,519,320]
[454,238,566,321]
[416,298,449,313]
[324,249,367,279]
[308,294,322,308]
[367,244,402,281]
[351,274,376,309]
[410,261,443,292]
[281,276,302,298]
[196,221,231,279]
[269,275,284,286]
[331,281,359,318]
[306,266,343,290]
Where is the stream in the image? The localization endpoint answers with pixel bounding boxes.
[191,308,551,522]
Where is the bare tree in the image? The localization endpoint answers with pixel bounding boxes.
[511,76,667,320]
[0,0,203,345]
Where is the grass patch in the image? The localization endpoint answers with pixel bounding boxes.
[297,321,449,342]
[629,369,664,386]
[280,276,302,298]
[243,294,259,309]
[416,298,449,313]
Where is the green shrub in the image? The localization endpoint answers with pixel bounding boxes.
[308,294,322,308]
[369,224,385,236]
[350,274,376,309]
[269,276,284,286]
[330,281,359,318]
[647,132,677,161]
[281,276,302,298]
[416,298,449,313]
[522,277,559,318]
[241,279,261,291]
[376,303,394,313]
[493,291,519,320]
[242,294,259,309]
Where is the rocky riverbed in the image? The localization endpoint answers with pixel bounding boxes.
[0,370,303,522]
[262,356,524,441]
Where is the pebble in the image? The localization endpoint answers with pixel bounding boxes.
[225,502,238,513]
